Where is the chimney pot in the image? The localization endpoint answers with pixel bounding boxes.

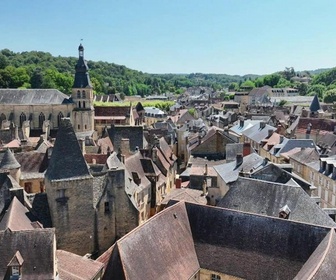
[236,153,243,166]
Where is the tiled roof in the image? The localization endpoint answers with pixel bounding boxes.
[217,177,335,227]
[95,106,131,117]
[45,118,91,181]
[0,149,20,170]
[214,153,265,184]
[161,188,207,205]
[0,228,56,279]
[108,126,143,152]
[100,201,336,279]
[0,197,36,231]
[242,123,277,144]
[57,250,104,280]
[0,89,71,105]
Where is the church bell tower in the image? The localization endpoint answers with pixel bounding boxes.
[71,43,94,132]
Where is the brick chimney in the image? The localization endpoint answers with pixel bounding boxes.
[260,121,266,129]
[268,129,274,138]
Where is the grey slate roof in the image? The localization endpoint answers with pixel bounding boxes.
[0,228,56,279]
[184,202,332,280]
[45,118,91,181]
[217,177,335,227]
[271,139,317,157]
[0,89,72,105]
[310,94,322,112]
[242,122,277,144]
[214,153,266,184]
[0,149,20,170]
[108,125,144,152]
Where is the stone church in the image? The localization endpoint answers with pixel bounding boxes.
[0,44,94,138]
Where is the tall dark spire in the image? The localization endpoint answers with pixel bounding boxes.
[45,118,91,180]
[310,94,321,113]
[73,44,92,89]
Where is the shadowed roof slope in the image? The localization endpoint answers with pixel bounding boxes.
[0,149,21,170]
[0,197,36,231]
[0,228,55,279]
[103,202,200,280]
[45,118,91,180]
[217,177,335,227]
[184,202,331,280]
[0,89,71,105]
[57,250,104,280]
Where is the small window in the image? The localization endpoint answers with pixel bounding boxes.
[105,201,110,213]
[82,90,86,98]
[211,274,221,280]
[12,266,20,276]
[78,124,80,130]
[58,189,65,198]
[84,124,87,129]
[24,182,32,193]
[77,90,81,98]
[83,101,86,108]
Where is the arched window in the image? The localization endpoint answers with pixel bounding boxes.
[82,90,86,99]
[58,112,64,127]
[78,101,81,108]
[77,90,81,98]
[83,101,86,108]
[39,112,45,128]
[20,113,26,127]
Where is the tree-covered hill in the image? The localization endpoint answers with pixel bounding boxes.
[0,49,252,96]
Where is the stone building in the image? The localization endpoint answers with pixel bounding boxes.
[45,118,144,256]
[0,44,94,140]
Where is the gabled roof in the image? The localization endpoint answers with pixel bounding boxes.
[214,153,265,184]
[7,250,24,266]
[0,149,20,170]
[57,250,104,280]
[0,89,72,105]
[161,188,207,205]
[270,139,317,157]
[101,202,200,280]
[242,122,277,144]
[0,197,36,231]
[45,118,91,181]
[101,201,336,279]
[15,151,48,179]
[217,177,335,227]
[0,228,56,279]
[108,125,143,152]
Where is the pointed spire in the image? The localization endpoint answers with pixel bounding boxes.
[73,44,92,88]
[309,94,321,112]
[45,118,91,180]
[0,149,20,170]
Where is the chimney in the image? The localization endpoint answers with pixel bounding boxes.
[198,134,202,145]
[332,164,336,179]
[326,162,333,176]
[260,121,266,129]
[279,135,284,144]
[121,138,130,154]
[320,158,326,172]
[79,138,86,155]
[268,129,274,138]
[15,125,19,140]
[239,118,244,128]
[175,178,182,189]
[204,164,208,176]
[154,135,160,147]
[120,155,125,164]
[152,147,158,162]
[236,153,243,167]
[279,205,291,219]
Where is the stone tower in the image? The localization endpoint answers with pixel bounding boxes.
[45,118,95,255]
[71,44,95,132]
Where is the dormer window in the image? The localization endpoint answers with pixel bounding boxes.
[7,251,24,279]
[12,266,20,276]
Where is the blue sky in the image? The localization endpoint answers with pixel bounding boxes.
[1,0,336,75]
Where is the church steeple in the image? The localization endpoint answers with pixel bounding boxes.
[73,43,92,89]
[71,44,95,132]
